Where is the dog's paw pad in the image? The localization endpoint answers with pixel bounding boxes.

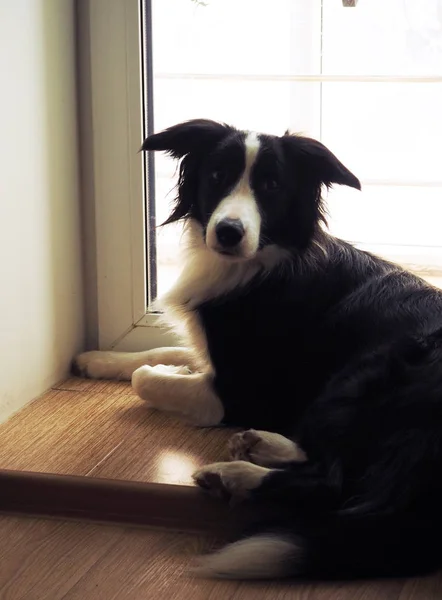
[71,351,113,379]
[193,461,269,502]
[192,465,230,499]
[228,430,261,461]
[228,430,307,467]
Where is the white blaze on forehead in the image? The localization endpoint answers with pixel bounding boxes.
[242,132,260,185]
[206,132,262,258]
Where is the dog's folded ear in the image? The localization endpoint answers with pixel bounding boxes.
[282,134,361,190]
[140,119,232,159]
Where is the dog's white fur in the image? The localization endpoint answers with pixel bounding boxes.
[194,534,300,580]
[192,460,273,496]
[74,347,198,380]
[131,365,224,426]
[206,133,262,258]
[229,429,307,466]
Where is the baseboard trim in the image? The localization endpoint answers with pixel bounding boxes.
[0,469,243,534]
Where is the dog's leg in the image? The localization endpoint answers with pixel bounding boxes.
[228,430,307,467]
[194,460,339,513]
[72,347,198,380]
[131,366,224,426]
[193,461,274,499]
[193,433,307,499]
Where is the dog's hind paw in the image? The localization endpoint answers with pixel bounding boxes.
[228,430,307,467]
[192,461,271,500]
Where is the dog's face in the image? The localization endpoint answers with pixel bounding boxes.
[142,119,360,260]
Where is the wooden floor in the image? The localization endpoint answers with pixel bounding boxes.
[0,377,232,483]
[5,516,442,600]
[0,377,441,599]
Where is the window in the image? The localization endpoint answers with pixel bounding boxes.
[84,0,442,350]
[147,0,442,299]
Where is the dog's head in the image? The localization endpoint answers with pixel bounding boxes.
[141,119,360,261]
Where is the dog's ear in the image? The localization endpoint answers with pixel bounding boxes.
[142,120,232,227]
[282,134,361,190]
[140,119,232,158]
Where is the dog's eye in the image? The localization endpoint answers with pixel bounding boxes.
[262,178,280,192]
[210,169,225,183]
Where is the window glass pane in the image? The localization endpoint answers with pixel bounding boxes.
[153,0,320,76]
[326,184,442,248]
[321,82,442,182]
[147,0,442,300]
[153,79,321,138]
[322,0,442,76]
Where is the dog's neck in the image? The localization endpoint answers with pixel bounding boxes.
[157,220,295,312]
[154,220,330,372]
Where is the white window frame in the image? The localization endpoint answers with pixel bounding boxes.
[79,0,173,351]
[80,0,442,352]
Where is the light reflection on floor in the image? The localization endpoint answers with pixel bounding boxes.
[155,450,199,485]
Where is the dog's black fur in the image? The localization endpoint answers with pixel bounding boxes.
[142,120,442,579]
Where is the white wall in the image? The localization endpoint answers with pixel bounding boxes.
[0,1,84,422]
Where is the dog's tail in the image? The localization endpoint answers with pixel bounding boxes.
[194,512,442,580]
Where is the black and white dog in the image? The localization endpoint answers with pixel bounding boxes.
[75,119,442,580]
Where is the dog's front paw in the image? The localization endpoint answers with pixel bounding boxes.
[131,364,190,404]
[192,461,270,500]
[146,364,191,376]
[131,365,156,403]
[228,430,262,462]
[228,430,307,467]
[72,351,119,379]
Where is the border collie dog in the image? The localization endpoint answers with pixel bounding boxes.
[75,119,442,580]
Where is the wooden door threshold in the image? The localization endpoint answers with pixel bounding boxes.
[0,469,246,534]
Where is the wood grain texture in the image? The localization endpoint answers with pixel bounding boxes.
[0,382,143,475]
[0,380,441,597]
[88,407,235,484]
[0,378,232,484]
[1,514,440,600]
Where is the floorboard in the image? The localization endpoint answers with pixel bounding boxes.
[0,378,231,483]
[0,379,440,598]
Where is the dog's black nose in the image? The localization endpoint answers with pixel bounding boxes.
[215,219,245,248]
